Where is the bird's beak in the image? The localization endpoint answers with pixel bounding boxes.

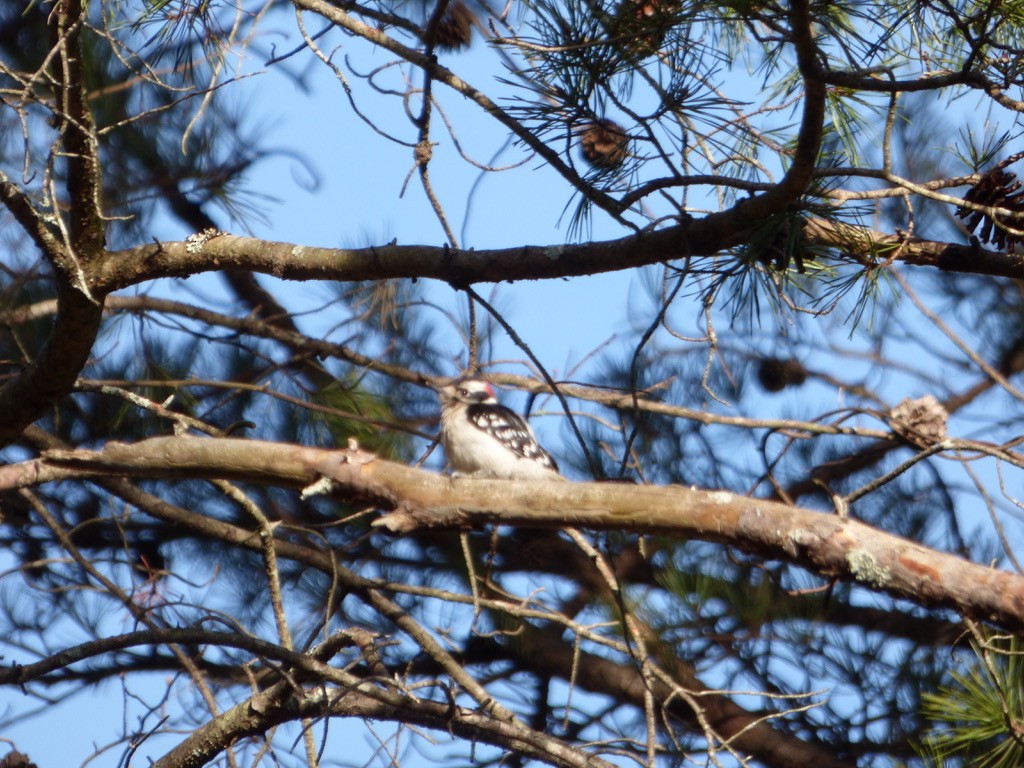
[421,375,442,392]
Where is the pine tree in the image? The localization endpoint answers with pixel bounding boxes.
[2,1,1024,766]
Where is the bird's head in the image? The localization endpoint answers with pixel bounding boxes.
[432,377,498,406]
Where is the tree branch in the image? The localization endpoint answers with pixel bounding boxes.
[465,623,858,768]
[9,436,1024,632]
[0,288,103,448]
[153,680,621,768]
[52,0,105,254]
[0,1,108,449]
[83,213,1024,302]
[805,217,1024,279]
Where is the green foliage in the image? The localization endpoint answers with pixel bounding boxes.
[953,126,1020,173]
[315,375,417,461]
[654,548,803,634]
[919,635,1024,768]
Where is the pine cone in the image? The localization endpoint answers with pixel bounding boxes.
[432,1,475,51]
[956,151,1024,250]
[579,120,629,170]
[887,395,948,448]
[0,751,39,768]
[757,357,808,392]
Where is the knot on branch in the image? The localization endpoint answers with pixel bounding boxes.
[414,140,434,166]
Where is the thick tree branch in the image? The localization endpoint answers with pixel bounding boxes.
[804,217,1024,279]
[10,436,1024,632]
[735,0,825,218]
[0,288,103,447]
[87,218,1024,298]
[0,1,108,449]
[89,228,729,289]
[52,0,104,254]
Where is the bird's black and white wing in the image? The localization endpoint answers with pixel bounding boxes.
[465,403,559,473]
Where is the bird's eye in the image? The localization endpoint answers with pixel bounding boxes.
[458,387,469,396]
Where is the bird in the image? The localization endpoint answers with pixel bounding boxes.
[432,378,563,480]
